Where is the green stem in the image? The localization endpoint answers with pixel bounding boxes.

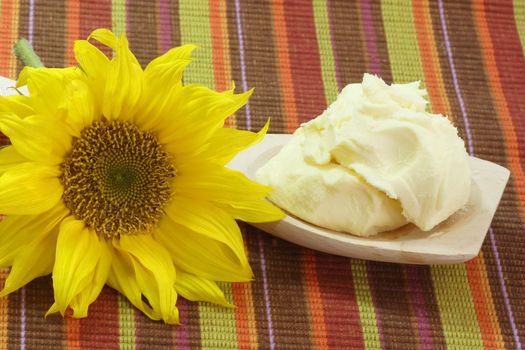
[13,38,44,68]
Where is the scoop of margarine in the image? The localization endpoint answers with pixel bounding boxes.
[256,73,471,236]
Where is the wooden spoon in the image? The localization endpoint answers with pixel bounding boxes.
[227,134,510,264]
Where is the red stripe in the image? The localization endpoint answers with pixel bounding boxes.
[316,254,364,348]
[79,287,119,349]
[80,0,112,57]
[283,1,327,123]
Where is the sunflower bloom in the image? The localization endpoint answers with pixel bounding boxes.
[0,29,283,324]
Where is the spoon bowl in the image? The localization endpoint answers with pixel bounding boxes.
[227,134,510,264]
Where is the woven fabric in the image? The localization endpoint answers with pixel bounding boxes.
[0,0,524,349]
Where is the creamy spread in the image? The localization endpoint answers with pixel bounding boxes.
[256,74,471,236]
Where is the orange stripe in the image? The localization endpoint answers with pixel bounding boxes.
[466,255,505,348]
[303,251,328,350]
[232,283,258,349]
[413,0,452,119]
[209,0,236,128]
[219,0,235,128]
[232,236,258,349]
[271,0,299,133]
[66,317,81,349]
[0,0,14,78]
[66,0,80,66]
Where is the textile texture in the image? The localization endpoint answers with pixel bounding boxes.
[0,0,524,349]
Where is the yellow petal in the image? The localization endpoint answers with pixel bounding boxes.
[0,216,62,296]
[0,146,28,175]
[0,203,68,268]
[134,44,196,131]
[65,79,98,137]
[17,66,81,118]
[88,28,118,49]
[67,239,111,318]
[0,162,62,215]
[157,206,252,282]
[175,270,232,307]
[50,218,111,317]
[173,165,284,223]
[157,85,252,154]
[74,40,110,107]
[0,113,72,164]
[108,235,179,324]
[96,32,143,121]
[0,95,33,118]
[215,199,285,223]
[201,119,269,165]
[166,197,247,255]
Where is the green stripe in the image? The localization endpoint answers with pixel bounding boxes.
[431,265,484,349]
[351,260,381,349]
[111,0,126,37]
[178,0,214,88]
[118,295,136,350]
[312,0,338,104]
[380,1,423,83]
[380,2,483,348]
[513,0,525,56]
[196,283,239,349]
[179,2,238,348]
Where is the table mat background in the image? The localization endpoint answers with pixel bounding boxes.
[0,0,524,349]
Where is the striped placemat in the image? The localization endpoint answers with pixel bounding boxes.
[0,0,524,349]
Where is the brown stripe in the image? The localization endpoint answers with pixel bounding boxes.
[225,0,248,130]
[184,299,201,348]
[170,0,181,47]
[127,0,159,67]
[7,286,22,350]
[370,0,392,83]
[404,265,447,349]
[439,1,525,346]
[328,0,367,85]
[234,0,285,133]
[33,0,67,68]
[16,1,30,75]
[367,262,419,349]
[135,310,174,349]
[263,233,313,348]
[25,277,66,349]
[243,226,272,347]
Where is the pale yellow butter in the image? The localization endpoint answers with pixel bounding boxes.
[256,74,471,236]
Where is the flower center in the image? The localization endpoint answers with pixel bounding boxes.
[60,121,175,237]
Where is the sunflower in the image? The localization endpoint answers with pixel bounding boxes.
[0,29,283,324]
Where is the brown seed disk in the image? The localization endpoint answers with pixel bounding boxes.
[60,120,175,237]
